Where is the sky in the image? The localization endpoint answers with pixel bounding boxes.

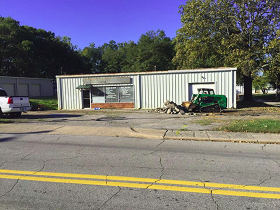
[0,0,185,49]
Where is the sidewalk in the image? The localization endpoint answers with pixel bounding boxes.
[1,123,280,144]
[165,130,280,144]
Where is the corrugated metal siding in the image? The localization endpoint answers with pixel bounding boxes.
[59,77,83,110]
[56,69,237,110]
[140,73,187,109]
[57,78,62,109]
[0,76,54,97]
[139,70,235,109]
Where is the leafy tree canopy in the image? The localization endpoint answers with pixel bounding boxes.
[0,16,90,78]
[82,30,175,74]
[174,0,280,101]
[266,30,280,97]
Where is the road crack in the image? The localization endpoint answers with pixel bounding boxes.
[98,187,121,209]
[0,161,6,168]
[31,154,81,175]
[130,126,137,132]
[51,125,66,132]
[21,151,33,160]
[210,189,219,210]
[198,179,219,210]
[260,144,280,180]
[144,139,166,155]
[0,179,19,199]
[162,129,168,139]
[146,157,165,189]
[33,160,47,175]
[261,144,267,151]
[258,168,272,186]
[205,131,210,141]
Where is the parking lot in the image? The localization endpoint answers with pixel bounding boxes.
[1,105,279,132]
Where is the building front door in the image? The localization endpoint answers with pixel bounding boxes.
[82,90,90,108]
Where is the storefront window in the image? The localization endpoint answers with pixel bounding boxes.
[119,86,134,102]
[91,86,134,103]
[92,87,105,103]
[105,87,118,103]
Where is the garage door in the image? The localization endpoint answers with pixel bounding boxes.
[188,83,215,100]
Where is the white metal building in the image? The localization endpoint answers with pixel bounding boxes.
[56,67,237,110]
[0,76,55,97]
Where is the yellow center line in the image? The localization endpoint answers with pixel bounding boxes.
[0,169,279,193]
[0,174,280,199]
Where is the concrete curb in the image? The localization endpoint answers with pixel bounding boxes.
[163,130,280,144]
[163,136,280,144]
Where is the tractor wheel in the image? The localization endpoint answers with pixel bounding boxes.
[214,104,221,113]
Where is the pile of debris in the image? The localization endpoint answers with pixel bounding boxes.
[154,100,187,115]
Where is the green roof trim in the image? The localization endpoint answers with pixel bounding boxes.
[76,84,92,89]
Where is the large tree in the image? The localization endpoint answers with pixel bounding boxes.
[100,40,126,73]
[81,30,175,74]
[135,30,175,71]
[0,17,90,78]
[174,0,280,101]
[81,43,103,73]
[266,30,280,98]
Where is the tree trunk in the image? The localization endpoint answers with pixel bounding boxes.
[243,74,253,101]
[276,81,280,100]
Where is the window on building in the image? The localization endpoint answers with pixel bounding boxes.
[91,86,134,103]
[105,87,118,102]
[92,87,105,103]
[119,86,134,102]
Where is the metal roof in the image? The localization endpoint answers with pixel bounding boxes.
[56,67,237,78]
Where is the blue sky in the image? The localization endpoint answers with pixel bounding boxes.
[1,0,185,49]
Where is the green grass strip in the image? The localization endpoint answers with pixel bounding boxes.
[0,119,15,123]
[218,119,280,133]
[30,98,58,110]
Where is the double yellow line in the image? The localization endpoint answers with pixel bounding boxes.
[0,169,280,199]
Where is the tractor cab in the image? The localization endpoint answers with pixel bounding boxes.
[197,88,215,95]
[185,88,227,112]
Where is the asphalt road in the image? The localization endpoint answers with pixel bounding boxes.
[0,133,280,209]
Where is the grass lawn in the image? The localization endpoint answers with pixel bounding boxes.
[217,119,280,133]
[0,119,15,123]
[194,119,216,126]
[193,115,224,126]
[30,97,58,110]
[253,93,279,102]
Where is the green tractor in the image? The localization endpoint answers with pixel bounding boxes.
[182,88,227,112]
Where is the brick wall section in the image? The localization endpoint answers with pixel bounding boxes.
[91,103,134,109]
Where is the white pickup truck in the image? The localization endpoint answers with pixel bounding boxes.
[0,88,31,117]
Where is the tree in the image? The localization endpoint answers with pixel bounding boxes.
[82,30,175,73]
[0,17,22,76]
[100,40,124,73]
[81,43,103,73]
[253,75,269,94]
[117,41,138,72]
[136,30,175,71]
[173,0,232,69]
[266,30,280,98]
[0,17,90,78]
[174,0,280,101]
